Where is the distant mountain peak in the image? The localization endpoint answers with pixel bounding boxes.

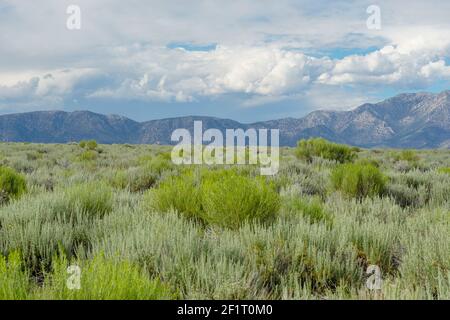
[0,90,448,148]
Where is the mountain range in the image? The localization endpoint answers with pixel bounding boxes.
[0,90,449,148]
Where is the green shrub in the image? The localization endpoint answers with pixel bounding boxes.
[109,170,128,189]
[40,253,175,300]
[26,152,42,161]
[296,138,357,163]
[391,150,421,171]
[200,170,280,229]
[148,169,280,229]
[79,140,97,150]
[157,151,172,161]
[61,182,113,220]
[1,251,175,300]
[1,142,449,299]
[395,150,419,162]
[0,166,27,203]
[0,192,88,273]
[356,158,380,168]
[0,251,30,299]
[385,183,425,208]
[331,163,387,198]
[137,155,153,165]
[138,153,174,175]
[147,171,201,220]
[0,184,103,271]
[284,196,333,226]
[146,154,174,175]
[86,140,98,150]
[77,150,97,162]
[118,167,157,192]
[130,173,157,192]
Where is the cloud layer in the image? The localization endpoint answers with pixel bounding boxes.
[0,0,449,120]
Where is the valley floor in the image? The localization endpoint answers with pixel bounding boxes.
[0,142,449,299]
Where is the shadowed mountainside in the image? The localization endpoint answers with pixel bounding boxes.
[0,91,449,148]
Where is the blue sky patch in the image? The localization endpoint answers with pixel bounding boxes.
[167,42,217,52]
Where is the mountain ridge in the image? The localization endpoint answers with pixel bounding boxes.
[0,90,449,148]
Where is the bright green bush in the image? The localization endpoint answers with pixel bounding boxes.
[147,153,174,175]
[40,253,175,300]
[331,163,387,198]
[438,167,450,175]
[0,191,89,273]
[0,251,30,299]
[147,171,202,220]
[356,158,380,168]
[148,169,280,229]
[61,182,113,220]
[0,142,449,299]
[386,183,424,208]
[26,152,42,161]
[79,140,97,150]
[200,170,280,229]
[0,166,27,203]
[110,168,157,192]
[0,251,175,300]
[109,169,128,189]
[85,140,98,150]
[390,150,421,171]
[138,152,174,175]
[284,196,333,226]
[77,150,97,161]
[296,138,357,163]
[395,150,420,162]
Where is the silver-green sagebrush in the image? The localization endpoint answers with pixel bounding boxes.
[0,141,448,299]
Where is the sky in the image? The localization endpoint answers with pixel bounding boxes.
[0,0,449,122]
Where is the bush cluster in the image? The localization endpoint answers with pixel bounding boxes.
[77,150,97,162]
[148,169,280,229]
[79,140,98,150]
[284,196,333,226]
[61,182,113,220]
[296,138,357,163]
[331,163,387,198]
[0,141,449,299]
[110,167,157,192]
[0,166,27,204]
[201,170,280,229]
[394,150,419,162]
[0,251,175,300]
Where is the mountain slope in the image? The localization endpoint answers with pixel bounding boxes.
[0,110,141,143]
[0,90,449,148]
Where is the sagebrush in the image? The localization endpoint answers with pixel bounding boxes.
[0,141,448,300]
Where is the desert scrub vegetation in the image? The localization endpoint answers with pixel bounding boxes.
[108,167,157,192]
[147,170,201,220]
[38,253,175,299]
[282,195,333,227]
[148,169,280,229]
[0,251,175,299]
[0,166,27,201]
[296,138,358,163]
[79,140,98,150]
[331,163,387,199]
[0,141,448,299]
[77,150,97,162]
[200,170,280,229]
[391,149,420,164]
[61,182,113,220]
